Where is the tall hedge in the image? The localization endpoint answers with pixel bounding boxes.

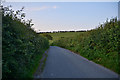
[2,5,49,78]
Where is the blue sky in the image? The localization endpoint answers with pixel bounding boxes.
[4,2,118,32]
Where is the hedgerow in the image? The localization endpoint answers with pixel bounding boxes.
[2,5,49,78]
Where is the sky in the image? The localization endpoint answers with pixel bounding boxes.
[3,2,118,32]
[3,0,120,2]
[118,1,120,20]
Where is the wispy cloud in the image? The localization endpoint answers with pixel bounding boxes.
[26,6,57,11]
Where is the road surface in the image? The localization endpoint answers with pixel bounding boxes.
[40,46,118,78]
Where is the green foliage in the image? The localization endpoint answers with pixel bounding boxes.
[2,5,49,78]
[42,33,53,40]
[52,17,120,74]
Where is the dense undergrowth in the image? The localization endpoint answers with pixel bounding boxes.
[2,5,49,78]
[53,18,120,74]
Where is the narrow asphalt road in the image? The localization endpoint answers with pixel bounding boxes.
[40,46,118,78]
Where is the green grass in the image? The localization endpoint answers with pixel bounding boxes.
[41,53,48,72]
[48,32,85,44]
[27,50,45,78]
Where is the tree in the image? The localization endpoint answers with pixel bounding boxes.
[42,33,53,40]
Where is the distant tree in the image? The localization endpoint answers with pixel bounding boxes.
[43,33,53,40]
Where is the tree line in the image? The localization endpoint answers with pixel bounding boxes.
[38,30,87,34]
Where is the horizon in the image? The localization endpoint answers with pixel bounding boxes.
[3,2,118,32]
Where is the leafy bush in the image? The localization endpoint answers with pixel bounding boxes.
[2,5,49,78]
[42,33,53,40]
